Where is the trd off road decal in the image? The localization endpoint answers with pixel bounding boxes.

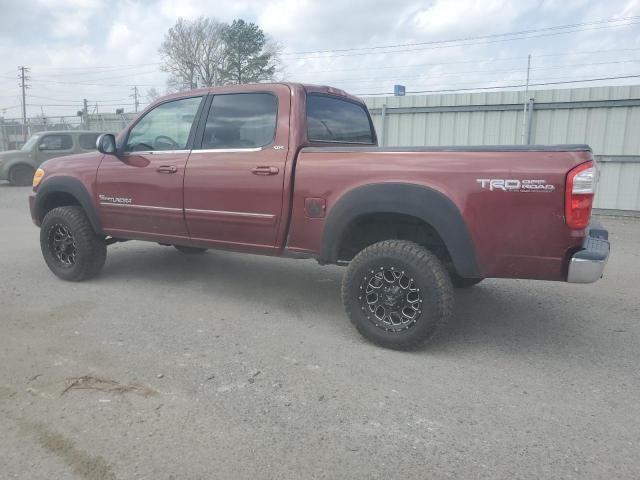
[98,194,132,204]
[476,179,555,193]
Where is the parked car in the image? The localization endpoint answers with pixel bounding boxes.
[0,130,106,186]
[28,83,610,349]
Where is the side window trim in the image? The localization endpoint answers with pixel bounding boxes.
[193,91,279,151]
[119,95,206,153]
[191,94,213,150]
[197,147,264,153]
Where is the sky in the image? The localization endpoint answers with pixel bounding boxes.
[0,0,639,119]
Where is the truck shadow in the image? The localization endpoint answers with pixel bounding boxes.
[101,245,581,355]
[432,282,573,354]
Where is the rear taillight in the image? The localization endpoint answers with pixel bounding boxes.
[565,161,595,229]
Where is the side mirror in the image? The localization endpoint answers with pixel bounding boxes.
[38,143,47,151]
[97,133,117,154]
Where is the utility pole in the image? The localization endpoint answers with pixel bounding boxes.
[521,54,532,145]
[131,85,140,113]
[18,66,30,142]
[83,99,90,129]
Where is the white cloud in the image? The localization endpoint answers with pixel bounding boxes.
[158,0,204,20]
[36,0,102,38]
[106,22,132,49]
[0,0,638,118]
[412,0,526,33]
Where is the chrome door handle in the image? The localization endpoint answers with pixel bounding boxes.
[251,166,279,176]
[157,165,178,174]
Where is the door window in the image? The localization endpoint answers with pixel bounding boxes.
[201,93,277,149]
[126,97,202,152]
[39,134,73,151]
[306,94,375,144]
[79,133,100,150]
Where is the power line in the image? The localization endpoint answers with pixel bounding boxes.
[283,20,640,59]
[24,78,159,88]
[18,66,30,142]
[292,48,640,75]
[284,16,640,55]
[35,62,162,73]
[27,94,133,103]
[0,73,160,88]
[293,58,640,86]
[34,67,161,81]
[131,86,140,112]
[354,74,640,96]
[28,69,161,84]
[26,103,137,107]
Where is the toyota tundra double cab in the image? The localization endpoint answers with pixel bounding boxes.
[28,83,610,349]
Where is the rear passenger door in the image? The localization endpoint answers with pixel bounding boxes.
[184,87,290,252]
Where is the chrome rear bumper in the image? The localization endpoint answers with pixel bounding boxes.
[567,222,610,283]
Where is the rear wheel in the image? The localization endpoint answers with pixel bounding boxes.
[174,245,207,254]
[8,164,35,186]
[342,240,453,350]
[40,206,106,281]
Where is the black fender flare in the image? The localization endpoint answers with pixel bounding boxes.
[35,176,103,234]
[320,183,482,278]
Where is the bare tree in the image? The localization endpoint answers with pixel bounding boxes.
[146,87,161,102]
[263,40,285,81]
[159,17,225,91]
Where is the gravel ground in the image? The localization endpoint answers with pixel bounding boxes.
[1,182,639,480]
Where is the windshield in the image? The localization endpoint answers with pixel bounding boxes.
[21,134,40,151]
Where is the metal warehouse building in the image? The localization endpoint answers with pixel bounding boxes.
[362,85,640,214]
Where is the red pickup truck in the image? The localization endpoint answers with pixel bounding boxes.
[29,83,610,349]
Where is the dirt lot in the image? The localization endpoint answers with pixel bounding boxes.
[1,182,639,480]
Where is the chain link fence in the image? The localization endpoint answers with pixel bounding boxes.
[0,113,137,151]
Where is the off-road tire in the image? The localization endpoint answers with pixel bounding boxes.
[342,240,453,350]
[174,245,207,254]
[40,206,106,281]
[450,272,483,288]
[8,164,35,186]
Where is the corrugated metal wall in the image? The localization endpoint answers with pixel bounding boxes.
[362,85,640,212]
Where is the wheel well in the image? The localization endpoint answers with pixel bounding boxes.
[38,192,81,223]
[9,162,35,172]
[336,213,453,267]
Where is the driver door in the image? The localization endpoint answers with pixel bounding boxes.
[96,95,204,243]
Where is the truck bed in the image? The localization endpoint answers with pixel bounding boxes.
[287,146,593,281]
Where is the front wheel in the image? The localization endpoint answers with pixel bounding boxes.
[342,240,453,350]
[40,206,106,281]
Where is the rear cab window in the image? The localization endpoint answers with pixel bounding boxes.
[306,94,376,144]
